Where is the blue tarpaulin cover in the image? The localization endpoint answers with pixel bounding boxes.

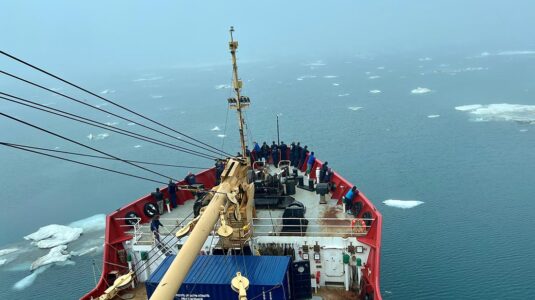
[145,255,291,300]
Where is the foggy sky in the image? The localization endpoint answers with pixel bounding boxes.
[1,0,534,72]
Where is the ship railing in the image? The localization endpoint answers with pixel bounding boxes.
[251,217,374,237]
[116,217,144,244]
[118,217,200,246]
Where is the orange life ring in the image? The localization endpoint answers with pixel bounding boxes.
[351,218,366,234]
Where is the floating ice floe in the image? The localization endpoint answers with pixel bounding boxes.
[454,104,482,111]
[94,103,109,108]
[377,66,385,70]
[519,129,528,132]
[217,134,226,138]
[323,75,338,79]
[463,67,487,72]
[304,60,326,67]
[30,245,71,271]
[13,265,51,291]
[427,114,440,118]
[214,84,231,89]
[104,122,118,126]
[383,199,424,209]
[133,76,163,82]
[100,89,115,95]
[150,95,164,99]
[418,57,432,62]
[0,248,18,257]
[133,145,142,148]
[296,75,317,81]
[24,225,83,249]
[127,122,136,126]
[211,126,221,131]
[455,103,535,124]
[87,133,110,141]
[497,50,535,56]
[332,83,340,86]
[348,106,362,111]
[369,90,382,94]
[411,87,432,94]
[477,50,535,58]
[368,75,381,79]
[338,93,350,97]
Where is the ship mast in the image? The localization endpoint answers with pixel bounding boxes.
[148,27,254,300]
[228,26,249,160]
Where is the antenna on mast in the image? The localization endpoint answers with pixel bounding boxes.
[227,26,250,162]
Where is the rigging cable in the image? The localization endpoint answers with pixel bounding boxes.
[0,142,208,169]
[0,50,234,157]
[0,93,218,160]
[0,142,167,185]
[0,112,179,182]
[220,70,233,152]
[133,211,195,276]
[0,69,231,158]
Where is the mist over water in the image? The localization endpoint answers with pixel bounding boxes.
[2,1,535,299]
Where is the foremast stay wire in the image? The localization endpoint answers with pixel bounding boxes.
[0,142,209,169]
[0,93,218,160]
[0,142,168,185]
[0,112,180,182]
[0,70,230,158]
[0,50,234,157]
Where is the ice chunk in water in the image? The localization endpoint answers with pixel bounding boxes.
[24,224,83,249]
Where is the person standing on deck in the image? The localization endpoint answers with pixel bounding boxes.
[253,141,260,162]
[324,167,334,189]
[271,141,278,165]
[298,144,308,169]
[151,187,164,214]
[168,179,177,209]
[319,161,328,183]
[215,159,225,184]
[306,151,315,175]
[150,215,164,243]
[185,172,196,185]
[280,141,288,161]
[343,186,358,214]
[350,187,361,216]
[261,142,269,162]
[289,142,296,166]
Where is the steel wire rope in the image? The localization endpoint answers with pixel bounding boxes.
[244,110,254,148]
[133,211,196,276]
[0,50,234,155]
[0,69,231,158]
[0,51,234,156]
[249,284,282,300]
[220,70,234,152]
[0,93,218,160]
[0,112,180,181]
[0,142,167,185]
[0,142,208,169]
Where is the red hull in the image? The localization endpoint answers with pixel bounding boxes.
[81,155,382,300]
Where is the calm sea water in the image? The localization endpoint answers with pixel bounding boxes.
[1,51,534,299]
